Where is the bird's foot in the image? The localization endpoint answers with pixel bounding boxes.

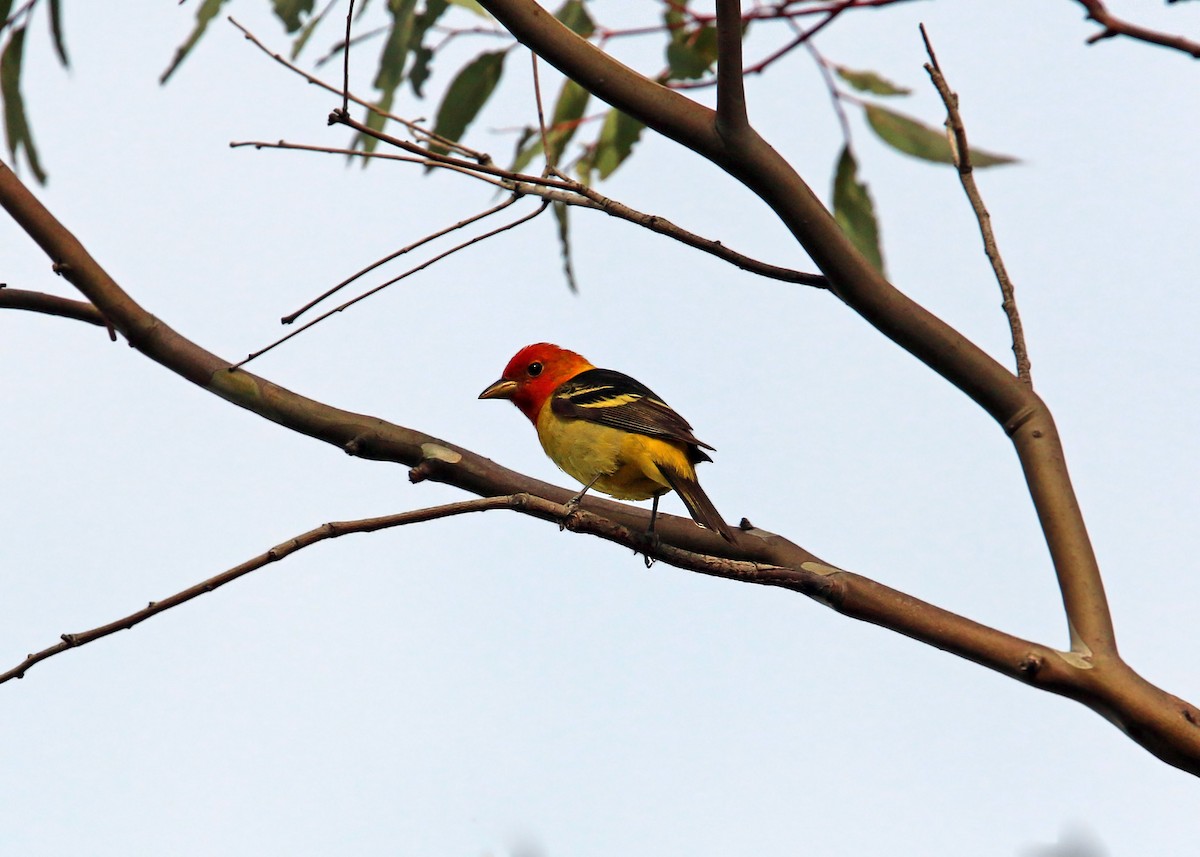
[559,495,583,532]
[634,529,660,568]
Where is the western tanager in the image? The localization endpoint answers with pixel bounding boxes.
[479,343,735,542]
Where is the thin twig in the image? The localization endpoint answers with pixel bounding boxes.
[230,199,549,368]
[281,195,522,323]
[230,16,487,162]
[1072,0,1200,58]
[0,287,108,326]
[341,0,353,114]
[921,25,1031,386]
[805,41,853,148]
[0,495,542,685]
[232,134,827,289]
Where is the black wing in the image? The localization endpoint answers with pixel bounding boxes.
[550,367,714,461]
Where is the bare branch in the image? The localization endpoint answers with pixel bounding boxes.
[230,16,488,162]
[715,0,749,131]
[282,195,523,323]
[921,26,1031,387]
[1071,0,1200,58]
[231,197,549,368]
[0,495,549,685]
[0,287,107,326]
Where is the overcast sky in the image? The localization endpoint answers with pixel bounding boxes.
[3,2,1199,855]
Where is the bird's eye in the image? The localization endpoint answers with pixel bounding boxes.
[527,361,543,377]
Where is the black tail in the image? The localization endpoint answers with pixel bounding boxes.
[660,467,736,543]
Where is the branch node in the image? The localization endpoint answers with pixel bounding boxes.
[1018,653,1044,679]
[409,461,434,483]
[60,633,78,647]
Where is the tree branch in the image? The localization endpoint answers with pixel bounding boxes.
[469,0,1200,774]
[0,286,107,326]
[1071,0,1200,58]
[921,27,1031,387]
[3,100,1199,774]
[714,0,749,132]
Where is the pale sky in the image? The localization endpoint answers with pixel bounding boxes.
[3,2,1199,855]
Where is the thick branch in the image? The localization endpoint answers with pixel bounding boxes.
[469,0,1200,774]
[2,135,1198,772]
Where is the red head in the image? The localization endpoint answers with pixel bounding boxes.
[478,343,594,423]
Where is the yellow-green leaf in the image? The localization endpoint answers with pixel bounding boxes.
[448,0,488,17]
[554,0,594,38]
[1,27,47,184]
[160,0,229,84]
[864,104,1017,167]
[835,66,909,96]
[430,50,506,154]
[48,0,69,68]
[552,200,578,293]
[592,108,643,180]
[272,0,314,33]
[832,145,883,274]
[666,24,718,81]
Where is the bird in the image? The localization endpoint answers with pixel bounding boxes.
[479,343,735,543]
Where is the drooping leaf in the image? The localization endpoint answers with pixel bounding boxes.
[291,0,335,59]
[834,65,909,96]
[864,104,1017,167]
[592,108,643,180]
[352,91,394,158]
[407,0,449,97]
[832,145,883,274]
[160,0,230,84]
[408,45,434,97]
[47,0,69,68]
[545,78,589,166]
[554,0,594,38]
[666,24,719,81]
[272,0,314,33]
[430,50,506,155]
[448,0,488,17]
[1,27,47,184]
[373,0,417,96]
[552,200,578,293]
[508,126,537,174]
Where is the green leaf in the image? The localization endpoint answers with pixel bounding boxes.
[290,0,334,60]
[552,200,578,293]
[160,0,229,84]
[864,104,1017,167]
[554,0,594,38]
[430,50,506,155]
[272,0,314,33]
[834,66,909,96]
[832,145,883,274]
[408,0,449,97]
[545,78,589,166]
[508,126,537,174]
[665,24,718,81]
[47,0,69,68]
[351,91,394,158]
[373,0,417,96]
[592,108,643,180]
[448,0,488,17]
[1,27,47,184]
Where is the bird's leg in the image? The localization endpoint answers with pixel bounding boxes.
[640,494,662,568]
[560,475,600,531]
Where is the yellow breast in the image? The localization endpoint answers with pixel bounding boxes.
[534,401,697,501]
